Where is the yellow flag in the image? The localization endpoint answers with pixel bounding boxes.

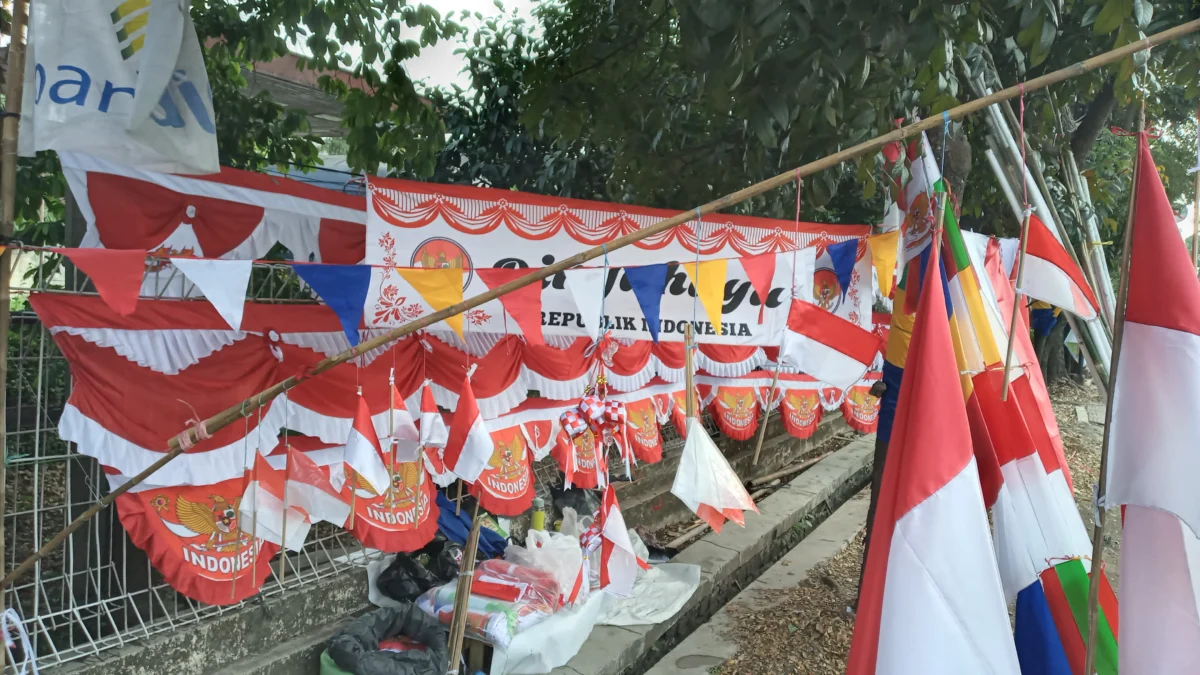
[396,268,465,338]
[867,230,900,297]
[681,259,727,333]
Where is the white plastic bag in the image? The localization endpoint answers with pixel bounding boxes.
[506,529,589,606]
[671,417,757,530]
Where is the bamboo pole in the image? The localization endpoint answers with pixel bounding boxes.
[388,369,397,516]
[1082,118,1144,675]
[446,500,482,675]
[684,324,696,419]
[6,18,1200,588]
[0,0,29,631]
[1192,171,1199,274]
[1001,210,1032,401]
[750,366,780,466]
[279,445,293,587]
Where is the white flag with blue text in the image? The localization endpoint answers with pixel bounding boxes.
[19,0,219,174]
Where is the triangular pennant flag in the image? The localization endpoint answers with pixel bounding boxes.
[343,393,391,495]
[564,268,605,341]
[681,259,727,332]
[397,268,465,339]
[625,264,670,343]
[826,239,858,298]
[739,253,776,323]
[170,258,252,331]
[293,264,372,346]
[867,230,900,297]
[477,268,545,345]
[61,248,146,316]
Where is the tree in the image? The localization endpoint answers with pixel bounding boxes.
[398,11,615,200]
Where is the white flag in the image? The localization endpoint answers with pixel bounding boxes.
[20,0,219,174]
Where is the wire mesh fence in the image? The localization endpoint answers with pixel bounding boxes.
[1,249,730,670]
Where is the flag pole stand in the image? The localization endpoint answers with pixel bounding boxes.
[1082,116,1144,675]
[751,365,781,466]
[1000,210,1033,401]
[7,21,1200,591]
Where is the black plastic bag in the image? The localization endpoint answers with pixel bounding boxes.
[327,604,447,675]
[376,554,439,604]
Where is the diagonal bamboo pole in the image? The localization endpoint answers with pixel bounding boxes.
[4,18,1200,589]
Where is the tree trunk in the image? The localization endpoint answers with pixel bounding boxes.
[1070,78,1116,166]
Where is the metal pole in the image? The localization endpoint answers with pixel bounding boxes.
[6,19,1200,588]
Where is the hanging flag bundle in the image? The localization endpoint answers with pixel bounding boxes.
[417,380,456,488]
[442,371,494,484]
[332,393,392,495]
[238,454,310,553]
[670,417,757,533]
[579,485,649,597]
[554,337,637,487]
[389,374,421,463]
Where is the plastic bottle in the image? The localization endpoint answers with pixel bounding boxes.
[531,497,546,531]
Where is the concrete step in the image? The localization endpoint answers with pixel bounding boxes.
[644,489,869,675]
[548,434,873,675]
[208,622,341,675]
[52,566,370,675]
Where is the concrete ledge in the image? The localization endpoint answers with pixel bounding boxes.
[53,567,370,675]
[551,435,874,675]
[645,489,869,675]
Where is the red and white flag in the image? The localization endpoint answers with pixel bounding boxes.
[847,244,1020,675]
[779,299,882,390]
[238,453,310,552]
[335,394,391,495]
[418,381,448,449]
[443,375,493,483]
[1017,213,1100,320]
[581,485,649,598]
[285,446,351,527]
[390,377,420,463]
[1107,133,1200,672]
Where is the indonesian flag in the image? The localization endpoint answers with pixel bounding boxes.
[418,381,448,449]
[847,244,1020,675]
[238,453,309,552]
[443,375,493,483]
[1016,213,1100,320]
[597,485,649,598]
[284,446,351,528]
[335,394,391,495]
[1106,133,1200,672]
[779,299,882,390]
[390,382,420,463]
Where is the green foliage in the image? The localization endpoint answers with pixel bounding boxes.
[394,12,615,199]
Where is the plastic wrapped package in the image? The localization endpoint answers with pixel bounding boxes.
[505,529,589,606]
[416,560,561,650]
